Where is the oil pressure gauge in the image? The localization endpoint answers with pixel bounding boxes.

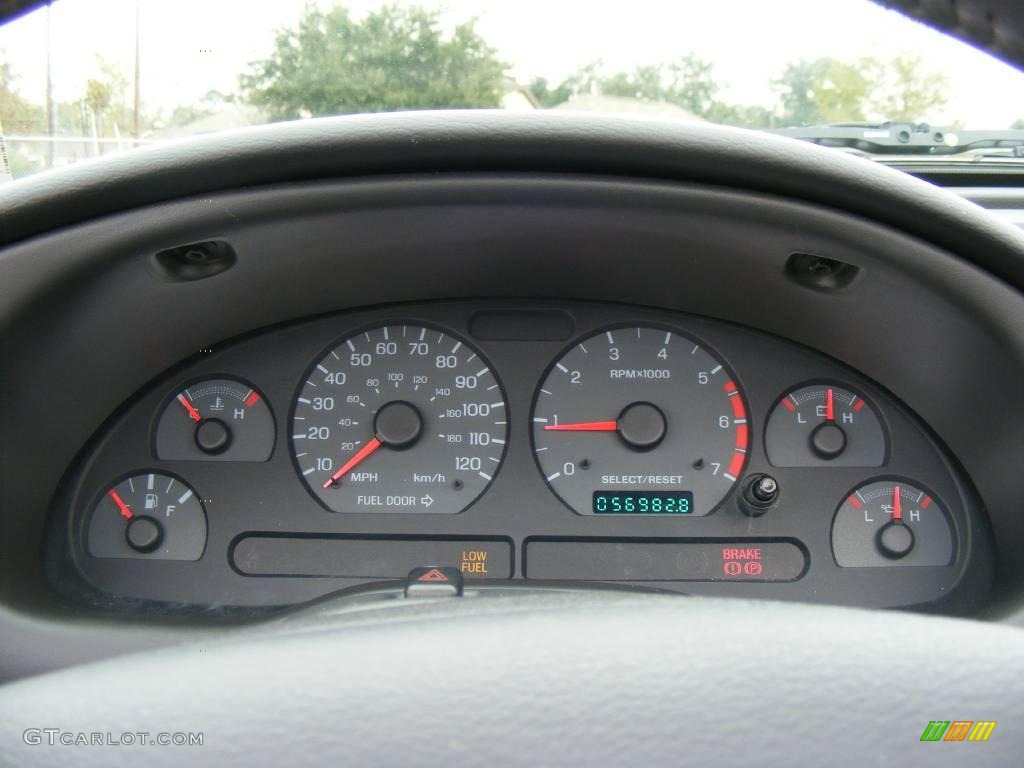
[765,383,885,467]
[831,479,955,567]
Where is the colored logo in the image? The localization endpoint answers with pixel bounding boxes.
[920,721,997,742]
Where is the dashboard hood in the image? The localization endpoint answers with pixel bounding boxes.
[3,110,1024,288]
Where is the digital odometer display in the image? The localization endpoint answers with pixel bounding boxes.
[593,491,693,514]
[291,324,508,514]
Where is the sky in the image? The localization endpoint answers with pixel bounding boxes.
[2,0,1024,128]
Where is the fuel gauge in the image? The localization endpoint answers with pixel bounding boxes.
[155,377,275,461]
[765,383,885,467]
[88,472,207,560]
[831,479,955,567]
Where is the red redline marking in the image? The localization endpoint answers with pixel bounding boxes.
[921,496,933,509]
[852,400,865,412]
[245,391,261,408]
[544,421,618,432]
[730,396,746,419]
[728,452,744,478]
[848,496,862,509]
[782,399,796,412]
[734,423,749,449]
[177,393,202,422]
[108,489,133,519]
[723,380,738,394]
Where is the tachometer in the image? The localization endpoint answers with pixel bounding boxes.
[291,324,507,514]
[531,325,747,516]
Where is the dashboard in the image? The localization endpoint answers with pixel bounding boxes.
[2,112,1024,656]
[49,299,986,611]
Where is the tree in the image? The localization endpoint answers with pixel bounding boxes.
[775,58,870,125]
[0,59,44,133]
[866,53,948,122]
[531,55,720,116]
[240,4,508,119]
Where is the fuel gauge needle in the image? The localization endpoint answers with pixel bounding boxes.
[177,393,202,422]
[892,485,902,522]
[108,489,133,519]
[323,437,383,488]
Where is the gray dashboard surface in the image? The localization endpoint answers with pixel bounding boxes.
[1,592,1021,767]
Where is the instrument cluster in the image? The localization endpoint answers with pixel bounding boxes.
[47,301,987,612]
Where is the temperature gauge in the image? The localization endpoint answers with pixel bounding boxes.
[765,383,885,467]
[155,377,275,461]
[831,479,954,567]
[88,472,207,560]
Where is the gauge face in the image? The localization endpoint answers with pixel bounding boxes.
[531,325,748,516]
[832,479,954,567]
[291,324,508,514]
[766,383,885,467]
[88,472,207,560]
[155,378,275,461]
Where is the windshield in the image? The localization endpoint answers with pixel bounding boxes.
[3,0,1024,180]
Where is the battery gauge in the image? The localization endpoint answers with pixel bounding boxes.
[765,383,885,467]
[155,377,275,461]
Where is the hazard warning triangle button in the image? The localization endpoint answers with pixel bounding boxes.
[405,566,463,598]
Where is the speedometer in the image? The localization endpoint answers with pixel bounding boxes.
[531,325,748,516]
[291,324,508,514]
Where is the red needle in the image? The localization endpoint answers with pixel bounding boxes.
[177,393,202,422]
[109,489,133,519]
[892,485,902,521]
[323,437,383,488]
[544,421,618,432]
[826,388,834,422]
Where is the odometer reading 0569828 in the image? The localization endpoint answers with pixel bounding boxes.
[532,325,749,516]
[291,324,508,514]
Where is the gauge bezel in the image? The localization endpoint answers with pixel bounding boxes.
[829,474,959,568]
[150,373,277,462]
[84,468,209,560]
[529,321,750,518]
[763,378,891,468]
[287,319,511,516]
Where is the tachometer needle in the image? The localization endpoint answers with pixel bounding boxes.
[544,421,618,432]
[177,393,202,422]
[323,436,383,488]
[892,485,902,521]
[108,489,133,519]
[826,388,834,422]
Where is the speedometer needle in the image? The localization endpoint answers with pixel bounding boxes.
[544,421,618,432]
[323,437,383,488]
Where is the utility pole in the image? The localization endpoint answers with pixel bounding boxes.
[45,1,55,167]
[133,0,141,140]
[0,115,13,183]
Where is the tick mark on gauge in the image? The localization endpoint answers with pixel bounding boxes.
[478,471,492,481]
[547,471,562,481]
[556,363,569,373]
